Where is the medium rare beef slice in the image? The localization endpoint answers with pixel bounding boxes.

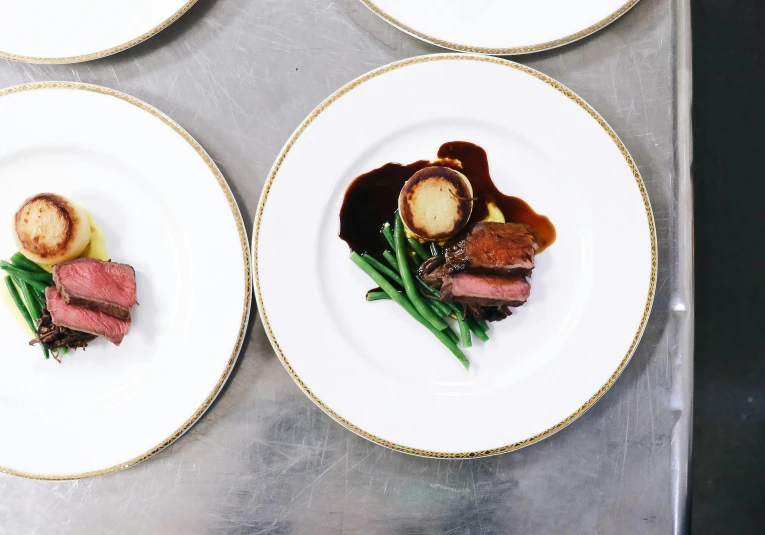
[46,286,131,346]
[444,222,537,275]
[53,258,137,320]
[441,272,531,308]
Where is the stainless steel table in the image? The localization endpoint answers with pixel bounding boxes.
[0,0,693,533]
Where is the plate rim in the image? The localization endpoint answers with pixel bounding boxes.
[254,53,657,458]
[358,0,641,55]
[0,0,198,64]
[0,81,252,479]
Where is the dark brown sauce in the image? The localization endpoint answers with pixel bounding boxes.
[339,141,556,256]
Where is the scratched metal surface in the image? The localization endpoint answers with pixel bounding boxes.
[0,0,692,533]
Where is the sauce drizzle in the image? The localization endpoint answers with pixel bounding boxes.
[339,141,556,256]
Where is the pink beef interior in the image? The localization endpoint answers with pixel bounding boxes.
[54,258,137,309]
[46,286,131,346]
[449,272,531,305]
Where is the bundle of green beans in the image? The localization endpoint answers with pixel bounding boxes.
[351,213,492,370]
[1,252,54,359]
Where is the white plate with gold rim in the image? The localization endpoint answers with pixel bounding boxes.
[0,83,250,478]
[255,55,656,457]
[0,0,196,63]
[360,0,640,55]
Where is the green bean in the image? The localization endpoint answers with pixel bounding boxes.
[432,299,452,317]
[361,254,403,286]
[411,272,462,318]
[407,238,430,262]
[417,278,484,342]
[351,253,469,369]
[5,276,49,358]
[424,295,451,317]
[381,223,395,250]
[352,253,417,315]
[366,290,390,301]
[422,298,445,319]
[18,279,41,323]
[467,316,489,342]
[394,215,448,331]
[25,278,52,293]
[470,327,488,343]
[383,249,420,274]
[392,244,487,340]
[447,301,467,318]
[382,250,398,270]
[5,276,35,332]
[444,325,460,344]
[457,315,472,347]
[32,287,46,310]
[420,284,461,317]
[0,261,53,284]
[10,253,46,273]
[429,242,442,256]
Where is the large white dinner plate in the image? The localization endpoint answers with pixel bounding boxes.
[361,0,640,54]
[0,83,250,478]
[0,0,196,63]
[255,55,656,457]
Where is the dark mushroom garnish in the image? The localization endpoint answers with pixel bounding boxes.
[30,308,98,359]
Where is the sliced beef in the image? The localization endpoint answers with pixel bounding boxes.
[46,287,131,346]
[441,272,531,308]
[53,258,137,320]
[444,222,537,275]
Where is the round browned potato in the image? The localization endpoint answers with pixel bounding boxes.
[13,193,91,265]
[398,166,473,241]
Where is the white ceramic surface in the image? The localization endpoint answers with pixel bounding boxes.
[0,0,196,63]
[360,0,640,54]
[255,55,655,456]
[0,83,250,478]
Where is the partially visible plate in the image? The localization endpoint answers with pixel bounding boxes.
[0,0,196,63]
[360,0,640,54]
[0,83,250,478]
[255,55,656,457]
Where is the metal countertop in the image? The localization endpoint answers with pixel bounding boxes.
[0,0,692,533]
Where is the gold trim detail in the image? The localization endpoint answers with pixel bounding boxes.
[359,0,641,55]
[0,82,252,479]
[0,1,198,64]
[254,54,657,458]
